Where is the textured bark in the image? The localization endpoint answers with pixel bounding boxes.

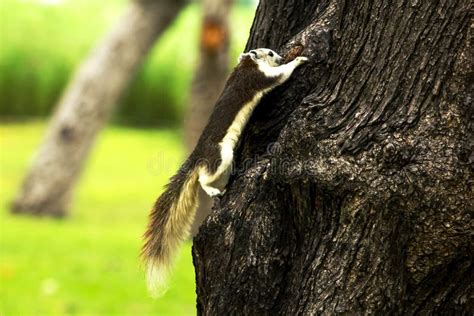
[185,0,234,235]
[11,0,186,217]
[193,0,473,314]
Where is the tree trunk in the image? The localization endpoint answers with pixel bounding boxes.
[193,0,473,314]
[11,0,186,217]
[185,0,234,235]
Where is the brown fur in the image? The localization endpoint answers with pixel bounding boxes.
[141,55,282,296]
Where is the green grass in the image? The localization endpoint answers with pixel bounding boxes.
[0,0,255,126]
[0,122,197,315]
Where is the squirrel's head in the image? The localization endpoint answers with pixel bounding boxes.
[238,48,283,67]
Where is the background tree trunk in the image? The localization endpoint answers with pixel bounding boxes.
[185,0,234,235]
[193,0,473,314]
[11,0,186,217]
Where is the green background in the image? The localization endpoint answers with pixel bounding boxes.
[0,0,256,314]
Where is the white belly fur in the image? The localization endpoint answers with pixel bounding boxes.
[198,90,268,194]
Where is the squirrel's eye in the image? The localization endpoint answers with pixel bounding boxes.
[268,51,274,57]
[250,50,257,57]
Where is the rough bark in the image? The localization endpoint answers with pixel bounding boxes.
[185,0,234,235]
[193,0,473,314]
[11,0,186,217]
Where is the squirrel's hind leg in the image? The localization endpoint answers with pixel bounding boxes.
[198,169,223,197]
[198,156,233,197]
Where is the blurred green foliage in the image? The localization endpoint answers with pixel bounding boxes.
[0,2,256,312]
[0,0,255,126]
[0,122,196,315]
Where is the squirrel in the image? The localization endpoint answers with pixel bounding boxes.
[142,48,309,296]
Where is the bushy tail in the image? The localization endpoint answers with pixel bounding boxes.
[142,163,200,297]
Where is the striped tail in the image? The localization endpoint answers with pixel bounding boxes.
[142,163,200,297]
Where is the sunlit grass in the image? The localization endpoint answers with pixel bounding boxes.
[0,122,197,315]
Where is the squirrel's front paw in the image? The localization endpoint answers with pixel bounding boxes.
[295,56,309,64]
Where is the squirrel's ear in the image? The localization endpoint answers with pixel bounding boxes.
[238,53,248,63]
